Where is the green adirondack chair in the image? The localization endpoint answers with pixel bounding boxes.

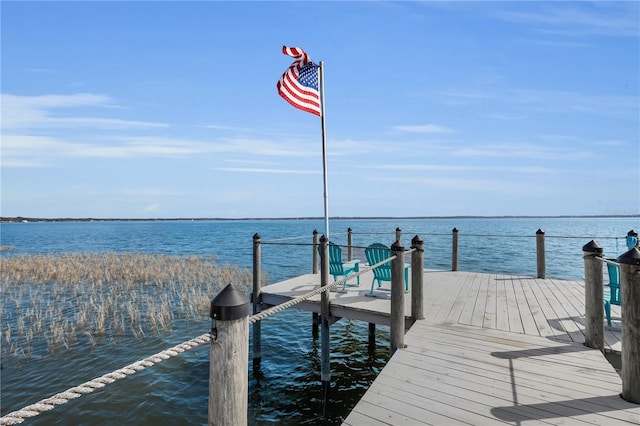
[604,261,621,327]
[318,243,360,289]
[364,243,409,295]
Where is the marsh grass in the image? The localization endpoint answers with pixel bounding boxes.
[1,253,254,358]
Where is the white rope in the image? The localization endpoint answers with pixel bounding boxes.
[1,247,417,424]
[597,257,620,266]
[0,333,212,425]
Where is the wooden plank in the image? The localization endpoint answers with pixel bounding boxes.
[347,322,639,425]
[457,272,482,325]
[484,274,498,329]
[470,273,489,327]
[512,276,539,335]
[445,271,474,324]
[502,275,525,334]
[495,274,511,331]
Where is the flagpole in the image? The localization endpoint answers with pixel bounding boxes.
[319,61,329,240]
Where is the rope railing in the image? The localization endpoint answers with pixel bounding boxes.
[0,333,212,425]
[2,245,416,425]
[261,234,312,243]
[597,257,620,266]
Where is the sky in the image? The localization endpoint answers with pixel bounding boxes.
[1,1,639,219]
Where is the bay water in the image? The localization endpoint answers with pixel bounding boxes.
[1,217,637,424]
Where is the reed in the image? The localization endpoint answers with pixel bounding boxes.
[1,253,255,358]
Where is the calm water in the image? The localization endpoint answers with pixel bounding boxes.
[1,217,637,424]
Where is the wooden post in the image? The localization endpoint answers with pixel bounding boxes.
[618,247,640,404]
[582,240,604,352]
[347,227,353,261]
[252,233,262,371]
[411,235,424,321]
[368,323,376,353]
[536,229,546,279]
[209,284,249,426]
[396,227,402,245]
[390,240,405,355]
[312,230,319,274]
[319,236,331,394]
[312,230,319,338]
[452,228,459,272]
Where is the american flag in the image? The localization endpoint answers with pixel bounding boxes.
[277,46,321,116]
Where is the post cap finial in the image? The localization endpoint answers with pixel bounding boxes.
[210,283,249,321]
[582,240,603,255]
[618,247,640,266]
[536,229,545,235]
[391,240,404,251]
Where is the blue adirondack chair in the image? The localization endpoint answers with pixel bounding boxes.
[318,243,360,289]
[364,243,409,295]
[604,261,621,327]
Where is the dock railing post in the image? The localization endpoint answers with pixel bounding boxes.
[536,229,546,279]
[312,230,320,338]
[396,227,402,245]
[618,247,640,404]
[390,240,405,355]
[313,230,319,274]
[347,227,353,261]
[319,236,331,401]
[209,284,249,426]
[452,228,459,271]
[252,233,262,371]
[582,240,604,352]
[411,235,424,321]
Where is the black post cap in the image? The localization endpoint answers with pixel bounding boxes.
[411,235,423,246]
[618,247,640,266]
[391,240,404,251]
[628,229,638,237]
[582,240,603,255]
[210,283,249,321]
[536,229,545,235]
[452,228,458,233]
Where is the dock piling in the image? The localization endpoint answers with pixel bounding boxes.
[452,228,459,271]
[312,230,319,338]
[390,240,405,354]
[319,236,331,390]
[209,284,249,426]
[618,247,640,404]
[582,240,604,352]
[537,229,546,279]
[252,233,262,371]
[411,235,425,321]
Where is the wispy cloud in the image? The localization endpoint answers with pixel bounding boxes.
[368,164,554,174]
[0,133,321,167]
[452,143,591,161]
[213,167,319,174]
[440,88,638,119]
[494,3,640,38]
[1,93,168,130]
[393,124,453,134]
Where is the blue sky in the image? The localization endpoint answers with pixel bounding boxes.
[2,1,639,219]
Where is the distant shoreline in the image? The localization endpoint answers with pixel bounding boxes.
[1,215,638,223]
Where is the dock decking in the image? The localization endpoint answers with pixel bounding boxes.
[260,269,637,424]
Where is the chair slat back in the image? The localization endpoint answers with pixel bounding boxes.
[365,243,392,281]
[606,262,621,305]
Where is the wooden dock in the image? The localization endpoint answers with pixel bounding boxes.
[260,269,638,424]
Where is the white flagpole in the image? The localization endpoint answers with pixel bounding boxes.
[319,61,329,240]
